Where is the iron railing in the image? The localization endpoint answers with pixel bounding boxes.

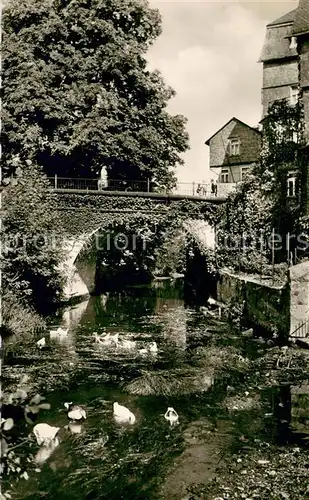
[290,318,309,338]
[47,176,233,198]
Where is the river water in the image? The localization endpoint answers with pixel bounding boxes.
[3,280,309,499]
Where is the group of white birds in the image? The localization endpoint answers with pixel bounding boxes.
[33,326,177,466]
[93,332,158,355]
[36,327,69,349]
[32,402,179,460]
[37,329,158,356]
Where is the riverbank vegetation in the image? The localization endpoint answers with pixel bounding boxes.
[2,162,65,336]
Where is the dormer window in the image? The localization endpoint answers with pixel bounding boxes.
[290,86,299,106]
[229,138,240,156]
[289,36,297,49]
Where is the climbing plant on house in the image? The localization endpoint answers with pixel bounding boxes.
[216,99,308,273]
[215,171,274,274]
[259,99,308,261]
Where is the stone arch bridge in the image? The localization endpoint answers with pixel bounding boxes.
[54,191,223,300]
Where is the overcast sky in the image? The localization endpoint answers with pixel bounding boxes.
[147,0,297,183]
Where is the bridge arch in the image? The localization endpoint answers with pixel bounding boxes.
[55,193,219,301]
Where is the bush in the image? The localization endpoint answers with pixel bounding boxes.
[2,291,45,338]
[2,161,65,314]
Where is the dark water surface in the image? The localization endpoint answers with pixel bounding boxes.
[3,280,309,499]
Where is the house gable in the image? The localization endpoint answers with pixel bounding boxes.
[206,118,261,168]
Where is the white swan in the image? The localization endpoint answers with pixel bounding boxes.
[64,402,86,421]
[37,338,46,349]
[93,332,107,344]
[93,332,118,346]
[113,402,136,424]
[33,423,60,446]
[164,407,179,426]
[50,327,68,339]
[109,333,119,346]
[119,340,136,349]
[149,342,158,353]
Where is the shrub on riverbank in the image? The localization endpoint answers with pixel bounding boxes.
[2,162,65,323]
[2,291,45,338]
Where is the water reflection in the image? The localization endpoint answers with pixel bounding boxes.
[34,437,60,465]
[66,422,83,435]
[269,383,309,445]
[62,299,90,329]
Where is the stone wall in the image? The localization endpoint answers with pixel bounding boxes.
[217,269,290,337]
[289,261,309,335]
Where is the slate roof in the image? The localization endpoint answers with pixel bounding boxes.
[267,9,297,27]
[205,117,261,146]
[292,0,309,35]
[260,14,297,62]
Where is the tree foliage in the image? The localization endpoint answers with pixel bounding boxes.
[1,374,51,496]
[2,0,189,188]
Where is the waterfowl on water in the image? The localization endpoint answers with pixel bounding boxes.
[37,337,46,349]
[50,327,68,339]
[138,342,157,356]
[164,407,179,426]
[93,332,106,344]
[119,339,136,349]
[149,342,158,353]
[33,423,60,446]
[109,333,119,346]
[64,402,87,421]
[113,402,136,424]
[93,332,118,346]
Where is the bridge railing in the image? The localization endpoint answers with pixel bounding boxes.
[47,176,234,198]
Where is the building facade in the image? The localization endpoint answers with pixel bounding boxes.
[260,0,309,215]
[205,118,261,195]
[260,9,299,119]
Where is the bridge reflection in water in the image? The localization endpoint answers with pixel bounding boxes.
[47,176,231,201]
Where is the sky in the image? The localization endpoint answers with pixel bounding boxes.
[147,0,297,183]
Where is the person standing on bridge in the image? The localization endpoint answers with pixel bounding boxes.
[211,179,217,197]
[98,166,108,190]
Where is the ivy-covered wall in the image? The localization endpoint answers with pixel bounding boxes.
[55,192,220,237]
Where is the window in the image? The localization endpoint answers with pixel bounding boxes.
[241,166,250,181]
[290,86,299,106]
[229,138,240,156]
[220,168,229,183]
[290,37,297,49]
[287,171,297,197]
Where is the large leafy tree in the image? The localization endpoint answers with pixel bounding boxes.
[2,0,189,187]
